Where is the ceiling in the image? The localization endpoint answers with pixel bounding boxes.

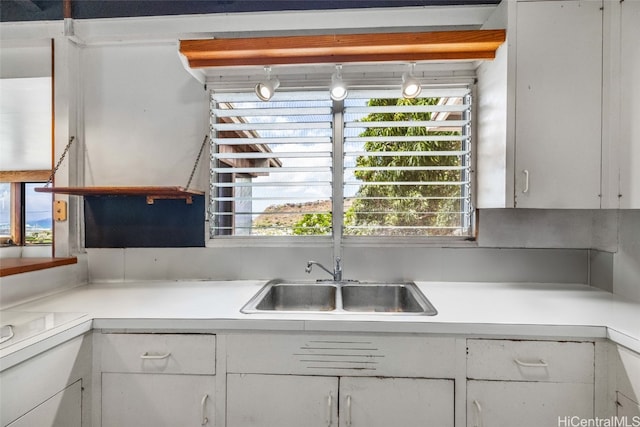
[1,0,500,22]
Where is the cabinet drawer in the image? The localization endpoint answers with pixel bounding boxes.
[227,333,456,378]
[101,333,215,375]
[467,339,593,383]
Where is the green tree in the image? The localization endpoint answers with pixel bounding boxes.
[292,212,332,235]
[348,97,462,236]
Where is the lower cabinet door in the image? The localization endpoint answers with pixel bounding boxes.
[7,380,82,427]
[617,392,640,417]
[226,374,339,427]
[101,373,214,427]
[467,380,593,427]
[339,377,454,427]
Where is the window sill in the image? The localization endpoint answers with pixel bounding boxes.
[0,257,77,277]
[205,236,477,249]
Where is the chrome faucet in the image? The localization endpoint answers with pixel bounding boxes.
[305,257,342,282]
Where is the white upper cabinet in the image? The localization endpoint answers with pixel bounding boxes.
[618,0,640,208]
[475,0,626,209]
[514,0,603,208]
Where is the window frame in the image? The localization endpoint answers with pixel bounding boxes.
[207,83,477,247]
[0,170,52,246]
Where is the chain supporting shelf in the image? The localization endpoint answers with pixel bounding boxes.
[39,135,208,247]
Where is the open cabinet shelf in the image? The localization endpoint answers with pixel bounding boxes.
[34,186,204,204]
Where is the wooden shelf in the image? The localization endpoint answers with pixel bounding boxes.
[0,257,77,277]
[180,29,506,68]
[34,186,204,204]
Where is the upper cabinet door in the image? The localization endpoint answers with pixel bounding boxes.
[514,0,603,208]
[619,0,640,208]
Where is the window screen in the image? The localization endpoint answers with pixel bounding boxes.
[343,88,473,237]
[210,92,333,236]
[210,85,474,239]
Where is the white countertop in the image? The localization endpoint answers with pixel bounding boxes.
[1,280,639,369]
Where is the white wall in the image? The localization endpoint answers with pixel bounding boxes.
[0,256,88,309]
[613,210,640,302]
[477,209,618,250]
[476,0,513,209]
[0,39,51,79]
[84,209,619,284]
[86,246,590,284]
[82,43,209,189]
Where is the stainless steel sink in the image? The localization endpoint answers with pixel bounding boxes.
[241,280,437,316]
[253,283,337,312]
[341,284,436,314]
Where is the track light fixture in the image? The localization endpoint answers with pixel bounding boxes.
[401,63,421,99]
[329,64,348,101]
[255,66,280,101]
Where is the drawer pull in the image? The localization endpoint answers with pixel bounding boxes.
[140,352,172,360]
[346,395,352,426]
[473,400,483,427]
[201,394,209,425]
[514,358,548,368]
[0,325,14,344]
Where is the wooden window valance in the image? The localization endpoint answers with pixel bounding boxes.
[179,29,506,68]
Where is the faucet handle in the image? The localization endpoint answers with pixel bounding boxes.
[334,257,343,282]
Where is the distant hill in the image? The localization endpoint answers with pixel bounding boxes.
[253,200,332,230]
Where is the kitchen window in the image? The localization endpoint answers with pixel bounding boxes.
[209,85,474,240]
[0,177,52,246]
[0,76,53,247]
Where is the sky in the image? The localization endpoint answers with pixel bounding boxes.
[222,94,369,216]
[0,183,52,231]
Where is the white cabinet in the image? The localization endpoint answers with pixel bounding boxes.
[466,339,595,426]
[226,374,338,427]
[99,333,216,427]
[618,0,640,208]
[514,0,603,208]
[339,377,453,427]
[0,335,89,427]
[615,346,640,417]
[7,381,82,427]
[102,373,214,427]
[617,392,640,418]
[467,381,593,427]
[467,339,594,383]
[226,374,454,427]
[225,333,456,427]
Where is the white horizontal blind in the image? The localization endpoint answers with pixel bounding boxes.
[343,88,473,237]
[210,92,333,236]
